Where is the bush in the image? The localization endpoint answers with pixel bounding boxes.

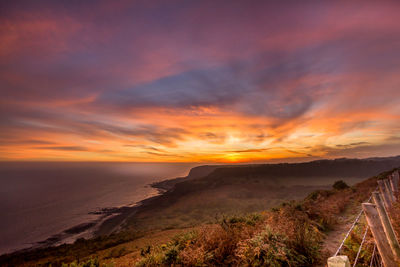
[163,247,178,265]
[137,208,323,266]
[235,226,308,266]
[333,180,349,190]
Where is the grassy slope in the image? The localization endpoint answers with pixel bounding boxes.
[134,171,384,266]
[124,157,400,233]
[1,159,400,266]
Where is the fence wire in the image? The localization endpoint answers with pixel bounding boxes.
[353,225,369,267]
[369,244,376,267]
[334,194,373,257]
[332,185,384,266]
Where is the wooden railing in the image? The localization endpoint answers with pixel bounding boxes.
[328,170,400,267]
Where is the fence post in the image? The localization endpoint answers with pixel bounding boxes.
[372,192,400,260]
[362,203,398,267]
[327,256,350,267]
[384,179,396,202]
[392,171,399,197]
[389,175,398,198]
[378,180,393,209]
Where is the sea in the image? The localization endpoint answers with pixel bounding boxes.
[0,162,197,255]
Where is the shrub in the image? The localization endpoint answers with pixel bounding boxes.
[163,247,178,265]
[137,208,323,266]
[333,180,350,190]
[235,225,308,266]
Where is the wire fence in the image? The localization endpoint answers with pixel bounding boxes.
[332,186,382,267]
[334,194,373,258]
[330,169,400,266]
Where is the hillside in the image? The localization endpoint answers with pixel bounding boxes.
[186,156,400,180]
[152,156,400,191]
[1,157,400,266]
[110,157,400,232]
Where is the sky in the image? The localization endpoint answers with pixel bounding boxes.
[1,1,400,163]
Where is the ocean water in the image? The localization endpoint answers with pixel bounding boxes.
[0,162,197,255]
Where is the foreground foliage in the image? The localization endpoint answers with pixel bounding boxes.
[0,231,141,266]
[137,175,378,266]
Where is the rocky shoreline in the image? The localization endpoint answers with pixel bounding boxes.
[17,175,187,254]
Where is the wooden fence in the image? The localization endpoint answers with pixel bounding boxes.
[328,170,400,267]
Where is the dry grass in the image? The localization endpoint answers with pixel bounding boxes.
[135,175,380,266]
[134,167,394,267]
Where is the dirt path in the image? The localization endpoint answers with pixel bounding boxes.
[318,204,362,266]
[322,215,354,256]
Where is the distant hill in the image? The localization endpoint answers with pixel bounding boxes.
[187,156,400,180]
[121,156,400,234]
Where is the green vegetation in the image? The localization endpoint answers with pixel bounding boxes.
[341,224,374,266]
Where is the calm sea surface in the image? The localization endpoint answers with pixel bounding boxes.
[0,162,197,255]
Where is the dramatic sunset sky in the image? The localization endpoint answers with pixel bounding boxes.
[1,1,400,162]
